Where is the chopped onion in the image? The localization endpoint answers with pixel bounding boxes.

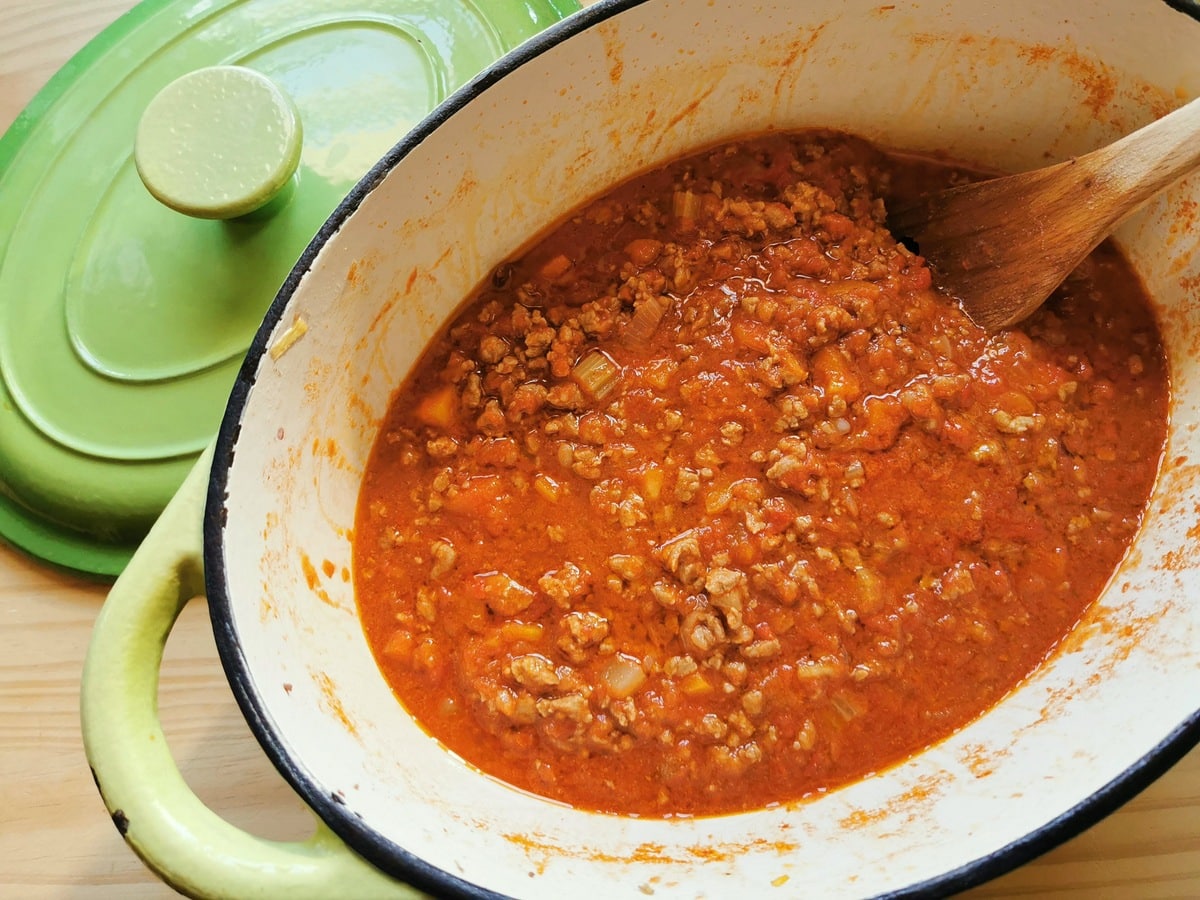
[673,189,701,222]
[601,654,647,699]
[795,656,841,681]
[571,349,622,401]
[622,294,671,349]
[830,692,866,722]
[854,566,884,615]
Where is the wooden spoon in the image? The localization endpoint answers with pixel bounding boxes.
[888,97,1200,331]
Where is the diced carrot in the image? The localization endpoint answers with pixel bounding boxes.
[442,475,501,514]
[812,344,861,403]
[533,474,562,503]
[501,621,545,643]
[624,238,664,267]
[731,541,758,567]
[642,465,664,501]
[382,629,414,660]
[731,318,772,353]
[413,638,440,672]
[416,384,458,428]
[538,253,573,280]
[856,394,905,451]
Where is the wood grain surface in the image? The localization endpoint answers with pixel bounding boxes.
[0,2,1197,897]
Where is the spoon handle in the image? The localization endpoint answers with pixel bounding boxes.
[886,95,1200,332]
[1079,97,1200,229]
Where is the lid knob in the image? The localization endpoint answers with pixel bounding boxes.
[134,66,303,220]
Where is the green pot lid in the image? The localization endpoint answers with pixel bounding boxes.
[0,0,578,577]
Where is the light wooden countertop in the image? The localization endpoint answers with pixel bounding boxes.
[1,2,1198,897]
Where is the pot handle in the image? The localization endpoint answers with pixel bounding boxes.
[80,444,416,899]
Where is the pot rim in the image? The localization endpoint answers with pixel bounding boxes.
[203,0,1200,896]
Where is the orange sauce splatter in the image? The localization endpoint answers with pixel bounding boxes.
[837,774,946,831]
[313,671,358,737]
[299,551,337,608]
[500,832,797,872]
[259,579,278,622]
[960,741,1007,779]
[367,292,401,337]
[1057,51,1117,118]
[661,82,719,135]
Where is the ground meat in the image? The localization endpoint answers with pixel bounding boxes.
[538,562,590,607]
[558,611,610,663]
[705,566,748,630]
[356,129,1168,818]
[510,654,561,691]
[655,530,706,589]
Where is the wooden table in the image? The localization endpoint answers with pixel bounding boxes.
[2,2,1199,897]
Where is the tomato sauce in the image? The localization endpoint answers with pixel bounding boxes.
[353,131,1168,816]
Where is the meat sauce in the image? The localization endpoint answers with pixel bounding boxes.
[353,131,1168,816]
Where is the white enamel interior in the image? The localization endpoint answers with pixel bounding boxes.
[216,0,1200,895]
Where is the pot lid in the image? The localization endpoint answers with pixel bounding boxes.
[0,0,577,577]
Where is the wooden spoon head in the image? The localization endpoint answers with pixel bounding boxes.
[890,96,1200,330]
[888,162,1106,331]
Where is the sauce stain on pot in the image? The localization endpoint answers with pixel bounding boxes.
[501,830,798,877]
[299,550,344,610]
[897,29,1177,160]
[768,21,829,101]
[312,670,359,738]
[596,18,624,87]
[1167,198,1200,274]
[959,741,1008,779]
[1017,44,1116,119]
[836,772,948,833]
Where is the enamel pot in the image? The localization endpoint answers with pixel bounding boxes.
[82,0,1200,896]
